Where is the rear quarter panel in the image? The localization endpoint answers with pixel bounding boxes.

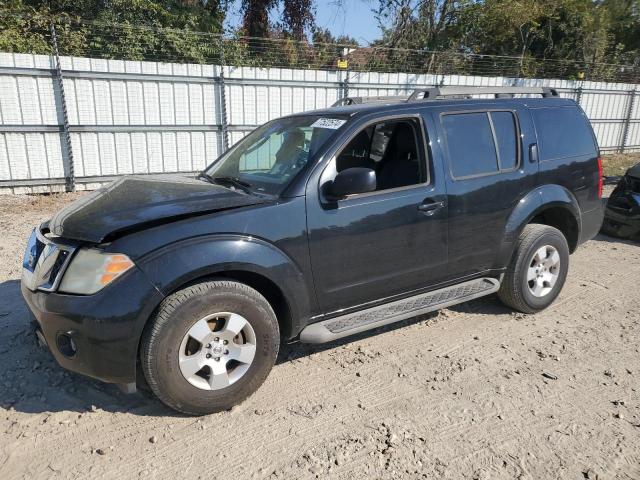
[531,102,601,214]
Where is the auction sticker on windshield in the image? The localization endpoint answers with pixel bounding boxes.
[311,118,347,129]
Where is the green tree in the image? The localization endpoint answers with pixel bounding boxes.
[374,0,465,50]
[373,0,639,79]
[241,0,315,40]
[0,0,229,60]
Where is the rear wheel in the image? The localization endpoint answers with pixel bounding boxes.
[141,279,279,415]
[498,224,569,314]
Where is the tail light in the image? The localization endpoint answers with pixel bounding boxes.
[597,156,603,199]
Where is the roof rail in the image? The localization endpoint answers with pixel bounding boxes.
[330,86,559,108]
[407,86,558,101]
[332,95,408,107]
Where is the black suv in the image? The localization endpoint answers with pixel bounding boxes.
[21,86,604,415]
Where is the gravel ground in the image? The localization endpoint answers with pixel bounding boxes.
[0,191,639,480]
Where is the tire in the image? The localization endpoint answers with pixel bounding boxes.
[498,224,570,314]
[141,279,279,415]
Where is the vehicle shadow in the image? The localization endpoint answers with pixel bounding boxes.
[276,293,518,364]
[0,279,176,417]
[0,275,517,416]
[1,278,446,416]
[6,226,624,417]
[276,310,442,364]
[590,232,639,246]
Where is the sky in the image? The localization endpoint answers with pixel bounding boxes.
[314,0,381,44]
[225,0,382,45]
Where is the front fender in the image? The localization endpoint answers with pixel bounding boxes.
[496,185,581,268]
[136,234,311,334]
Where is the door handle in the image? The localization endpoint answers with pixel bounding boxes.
[529,143,539,163]
[417,200,445,214]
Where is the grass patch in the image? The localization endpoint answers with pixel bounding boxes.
[602,153,639,177]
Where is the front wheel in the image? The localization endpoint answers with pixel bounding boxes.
[141,280,279,415]
[498,224,570,314]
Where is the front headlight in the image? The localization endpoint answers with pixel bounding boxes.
[59,249,134,295]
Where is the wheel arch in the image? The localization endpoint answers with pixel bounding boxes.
[496,185,582,268]
[187,270,294,338]
[528,206,579,252]
[136,235,312,342]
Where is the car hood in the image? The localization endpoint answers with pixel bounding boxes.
[49,175,270,243]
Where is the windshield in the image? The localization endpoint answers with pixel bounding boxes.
[204,115,347,195]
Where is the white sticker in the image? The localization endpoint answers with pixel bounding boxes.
[311,118,347,130]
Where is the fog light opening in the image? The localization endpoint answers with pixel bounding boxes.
[56,332,77,358]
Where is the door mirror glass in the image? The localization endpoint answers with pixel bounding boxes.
[326,167,376,199]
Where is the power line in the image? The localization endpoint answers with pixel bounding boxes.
[10,19,640,83]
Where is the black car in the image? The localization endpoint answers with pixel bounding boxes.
[21,86,604,415]
[602,162,640,240]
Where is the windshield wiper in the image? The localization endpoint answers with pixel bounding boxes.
[198,173,254,194]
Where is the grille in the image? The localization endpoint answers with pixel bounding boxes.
[22,228,75,292]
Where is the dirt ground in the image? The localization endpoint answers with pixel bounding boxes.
[0,191,639,480]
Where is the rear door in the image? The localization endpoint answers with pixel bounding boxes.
[429,103,538,278]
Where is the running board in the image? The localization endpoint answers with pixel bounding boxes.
[299,277,500,344]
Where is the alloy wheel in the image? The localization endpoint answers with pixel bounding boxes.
[178,312,257,391]
[526,245,561,298]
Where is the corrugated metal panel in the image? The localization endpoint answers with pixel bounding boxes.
[0,52,639,194]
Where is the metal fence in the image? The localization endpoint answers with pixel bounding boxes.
[13,20,640,83]
[0,51,639,194]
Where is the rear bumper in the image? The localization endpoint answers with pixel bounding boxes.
[579,206,605,245]
[21,267,164,384]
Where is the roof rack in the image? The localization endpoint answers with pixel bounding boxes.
[407,86,559,101]
[332,86,559,107]
[332,95,408,107]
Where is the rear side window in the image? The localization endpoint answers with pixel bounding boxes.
[491,112,518,170]
[531,106,596,161]
[442,111,519,179]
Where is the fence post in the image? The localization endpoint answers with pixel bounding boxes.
[49,23,75,192]
[343,69,350,99]
[334,47,351,101]
[218,49,230,151]
[620,89,636,153]
[575,85,583,106]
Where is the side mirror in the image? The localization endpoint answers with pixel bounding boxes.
[326,167,376,199]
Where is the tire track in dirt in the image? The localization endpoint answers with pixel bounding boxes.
[85,244,640,479]
[1,194,640,479]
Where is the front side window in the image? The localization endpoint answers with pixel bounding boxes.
[442,110,520,179]
[335,118,427,191]
[205,115,346,195]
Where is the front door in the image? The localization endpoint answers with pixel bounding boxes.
[306,114,448,314]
